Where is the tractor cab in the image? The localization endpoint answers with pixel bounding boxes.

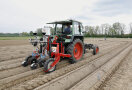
[47,20,84,43]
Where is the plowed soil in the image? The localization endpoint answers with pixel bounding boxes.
[0,38,132,90]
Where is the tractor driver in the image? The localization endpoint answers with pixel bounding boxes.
[64,24,71,34]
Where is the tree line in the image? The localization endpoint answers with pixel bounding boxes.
[84,22,132,38]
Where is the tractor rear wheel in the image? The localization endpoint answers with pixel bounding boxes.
[44,58,56,73]
[67,39,84,63]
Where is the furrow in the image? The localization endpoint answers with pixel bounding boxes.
[34,42,131,90]
[8,42,128,90]
[69,43,132,90]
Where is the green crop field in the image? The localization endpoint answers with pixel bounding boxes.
[0,37,31,40]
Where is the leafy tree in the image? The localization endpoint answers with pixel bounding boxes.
[29,31,33,36]
[21,32,29,36]
[95,26,100,35]
[112,22,125,35]
[36,28,42,36]
[129,23,132,34]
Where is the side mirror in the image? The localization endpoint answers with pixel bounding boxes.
[33,33,37,35]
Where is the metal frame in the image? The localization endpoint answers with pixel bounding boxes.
[45,37,71,72]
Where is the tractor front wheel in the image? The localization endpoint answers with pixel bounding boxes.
[44,58,56,73]
[67,39,84,64]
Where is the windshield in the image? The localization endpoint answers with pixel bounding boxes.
[50,24,72,35]
[56,24,62,34]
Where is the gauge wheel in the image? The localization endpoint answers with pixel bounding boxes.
[22,55,32,67]
[93,46,99,55]
[44,58,56,73]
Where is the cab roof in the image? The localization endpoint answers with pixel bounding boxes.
[47,19,81,24]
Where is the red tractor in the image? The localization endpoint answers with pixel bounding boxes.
[43,20,99,73]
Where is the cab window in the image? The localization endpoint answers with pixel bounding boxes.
[74,22,81,34]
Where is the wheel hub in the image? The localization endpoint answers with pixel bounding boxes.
[48,61,55,72]
[73,42,83,60]
[75,49,77,53]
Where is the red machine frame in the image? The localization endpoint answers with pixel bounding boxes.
[44,36,71,72]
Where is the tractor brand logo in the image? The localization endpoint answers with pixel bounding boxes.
[52,47,57,52]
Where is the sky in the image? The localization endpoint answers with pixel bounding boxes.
[0,0,132,33]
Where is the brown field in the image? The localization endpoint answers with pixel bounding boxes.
[0,38,132,90]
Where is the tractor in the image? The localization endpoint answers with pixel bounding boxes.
[22,19,99,73]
